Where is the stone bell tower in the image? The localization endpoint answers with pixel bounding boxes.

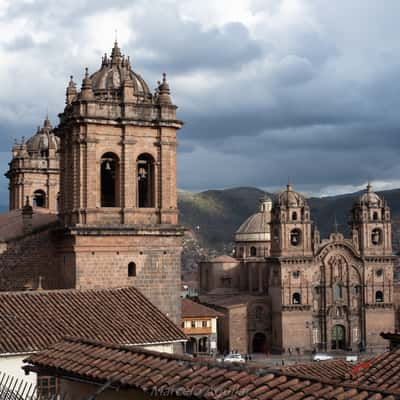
[349,183,392,257]
[56,42,184,323]
[270,183,312,257]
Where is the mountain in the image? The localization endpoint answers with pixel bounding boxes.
[178,187,400,255]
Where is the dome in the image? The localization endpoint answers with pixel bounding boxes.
[359,183,382,207]
[276,184,306,208]
[235,196,271,242]
[26,117,59,156]
[89,41,150,98]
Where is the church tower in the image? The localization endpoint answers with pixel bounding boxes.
[6,118,60,212]
[349,183,392,256]
[270,184,312,257]
[56,42,184,323]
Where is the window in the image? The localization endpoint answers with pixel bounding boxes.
[375,290,384,303]
[373,212,379,221]
[37,375,58,398]
[101,152,119,207]
[290,229,301,246]
[376,269,383,277]
[33,190,46,208]
[292,211,297,221]
[354,285,362,295]
[250,246,257,257]
[137,154,155,207]
[128,262,136,277]
[202,320,207,328]
[371,228,382,245]
[191,320,195,328]
[255,306,263,320]
[292,270,300,279]
[333,284,342,300]
[292,292,301,304]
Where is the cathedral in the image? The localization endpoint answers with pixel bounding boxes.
[199,184,395,354]
[2,42,184,324]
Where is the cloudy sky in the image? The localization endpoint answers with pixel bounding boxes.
[1,0,400,204]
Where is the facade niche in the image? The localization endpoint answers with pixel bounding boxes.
[292,292,301,304]
[250,246,257,257]
[137,154,155,208]
[33,190,46,207]
[375,290,384,303]
[101,153,119,207]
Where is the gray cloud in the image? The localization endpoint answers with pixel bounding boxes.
[0,0,400,205]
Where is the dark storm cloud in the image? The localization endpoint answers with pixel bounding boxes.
[129,11,263,74]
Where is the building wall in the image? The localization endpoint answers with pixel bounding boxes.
[0,227,60,291]
[0,355,35,386]
[228,306,248,354]
[59,232,182,324]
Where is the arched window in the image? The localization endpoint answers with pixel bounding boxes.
[250,246,257,257]
[371,228,382,245]
[101,153,119,207]
[373,212,379,221]
[33,190,46,208]
[128,262,136,277]
[375,290,384,303]
[255,306,263,320]
[290,229,301,246]
[137,154,155,208]
[292,292,301,304]
[292,211,297,221]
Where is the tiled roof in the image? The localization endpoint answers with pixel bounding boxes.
[25,337,398,400]
[0,208,58,241]
[0,287,186,354]
[343,347,400,394]
[182,299,223,318]
[277,359,354,381]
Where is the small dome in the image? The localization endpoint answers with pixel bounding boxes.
[359,183,382,207]
[89,41,150,99]
[276,184,306,208]
[235,196,271,242]
[26,117,59,156]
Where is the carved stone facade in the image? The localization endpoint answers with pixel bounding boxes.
[200,184,395,354]
[2,42,184,324]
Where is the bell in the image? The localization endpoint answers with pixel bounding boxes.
[105,161,111,171]
[138,167,147,179]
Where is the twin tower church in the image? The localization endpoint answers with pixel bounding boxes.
[3,42,396,353]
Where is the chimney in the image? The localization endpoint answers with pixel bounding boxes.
[22,196,33,235]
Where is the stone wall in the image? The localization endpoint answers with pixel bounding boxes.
[59,230,183,324]
[0,227,60,291]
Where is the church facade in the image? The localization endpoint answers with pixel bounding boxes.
[2,42,184,324]
[199,184,395,354]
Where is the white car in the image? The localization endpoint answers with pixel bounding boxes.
[312,353,333,362]
[223,354,246,363]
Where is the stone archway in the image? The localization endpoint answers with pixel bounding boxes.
[252,332,267,353]
[331,324,346,350]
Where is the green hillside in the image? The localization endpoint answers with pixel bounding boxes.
[178,187,400,252]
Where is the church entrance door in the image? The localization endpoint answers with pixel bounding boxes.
[331,325,346,350]
[252,332,267,353]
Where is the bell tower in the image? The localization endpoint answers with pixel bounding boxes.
[56,42,184,323]
[270,184,312,257]
[349,183,392,256]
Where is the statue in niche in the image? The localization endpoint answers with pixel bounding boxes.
[328,254,347,283]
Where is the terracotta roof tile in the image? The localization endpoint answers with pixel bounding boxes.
[0,287,185,354]
[24,337,400,400]
[182,298,224,318]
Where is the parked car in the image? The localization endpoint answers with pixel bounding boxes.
[312,353,333,362]
[223,353,246,363]
[346,355,358,362]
